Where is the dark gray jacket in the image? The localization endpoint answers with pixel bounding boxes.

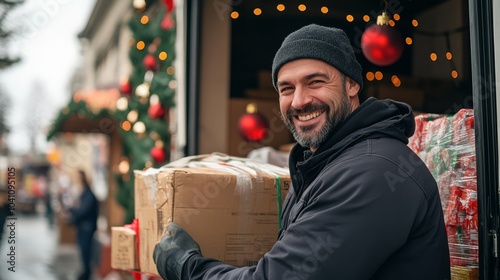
[184,98,451,279]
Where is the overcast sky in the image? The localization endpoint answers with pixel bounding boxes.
[0,0,96,155]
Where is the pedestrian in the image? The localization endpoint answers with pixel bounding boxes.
[68,170,99,280]
[153,24,451,279]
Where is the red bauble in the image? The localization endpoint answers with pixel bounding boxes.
[148,103,165,119]
[161,12,175,30]
[150,146,166,163]
[361,24,404,66]
[163,0,174,11]
[120,80,132,96]
[143,54,158,71]
[238,113,269,142]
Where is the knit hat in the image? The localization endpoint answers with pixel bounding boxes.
[272,24,363,91]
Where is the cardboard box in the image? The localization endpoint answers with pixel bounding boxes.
[134,159,290,275]
[451,266,479,280]
[111,227,138,270]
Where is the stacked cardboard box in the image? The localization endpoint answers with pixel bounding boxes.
[133,154,291,275]
[408,109,478,278]
[111,226,138,270]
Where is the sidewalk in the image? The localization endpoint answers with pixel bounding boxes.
[0,213,85,280]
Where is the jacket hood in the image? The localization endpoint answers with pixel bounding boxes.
[288,97,415,191]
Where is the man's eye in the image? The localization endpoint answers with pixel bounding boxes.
[280,87,293,93]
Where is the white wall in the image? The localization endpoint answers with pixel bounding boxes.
[198,2,231,154]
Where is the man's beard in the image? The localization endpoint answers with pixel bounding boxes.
[283,86,351,149]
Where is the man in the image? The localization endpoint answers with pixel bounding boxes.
[154,24,451,279]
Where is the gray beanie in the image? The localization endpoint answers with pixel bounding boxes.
[272,24,363,91]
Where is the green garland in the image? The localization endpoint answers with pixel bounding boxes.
[47,1,176,224]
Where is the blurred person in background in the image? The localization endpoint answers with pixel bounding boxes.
[68,170,99,280]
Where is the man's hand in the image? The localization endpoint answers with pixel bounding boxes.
[154,222,201,280]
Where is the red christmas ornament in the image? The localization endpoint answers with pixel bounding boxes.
[148,103,165,119]
[120,80,132,96]
[143,54,158,71]
[163,0,174,12]
[361,12,404,66]
[161,12,175,30]
[238,112,269,142]
[150,146,166,163]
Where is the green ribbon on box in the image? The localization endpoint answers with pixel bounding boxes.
[274,175,283,231]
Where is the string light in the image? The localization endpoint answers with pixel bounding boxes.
[167,66,175,75]
[116,97,128,111]
[133,122,146,134]
[169,80,178,89]
[159,51,167,60]
[366,72,375,81]
[122,121,131,131]
[118,159,130,174]
[391,75,401,87]
[127,110,139,123]
[430,53,438,61]
[223,5,462,83]
[136,41,145,50]
[140,15,149,24]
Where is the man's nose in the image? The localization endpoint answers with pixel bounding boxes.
[291,87,312,110]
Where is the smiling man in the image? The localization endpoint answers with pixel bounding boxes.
[153,24,451,280]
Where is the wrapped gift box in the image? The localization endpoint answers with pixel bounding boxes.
[134,154,290,275]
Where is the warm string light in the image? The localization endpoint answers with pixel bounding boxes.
[231,5,338,17]
[136,41,145,50]
[365,71,402,87]
[411,17,463,80]
[158,51,167,60]
[391,75,401,87]
[228,6,459,81]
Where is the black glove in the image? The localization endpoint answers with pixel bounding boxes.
[154,222,201,280]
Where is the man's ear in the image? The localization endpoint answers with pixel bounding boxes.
[345,77,360,98]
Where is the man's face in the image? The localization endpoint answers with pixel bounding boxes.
[276,59,360,151]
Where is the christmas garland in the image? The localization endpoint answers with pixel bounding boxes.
[47,0,176,223]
